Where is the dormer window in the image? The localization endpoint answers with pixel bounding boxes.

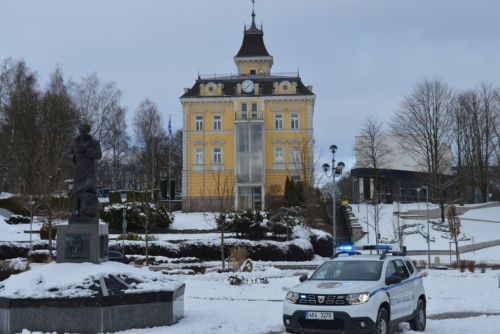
[283,85,288,90]
[208,86,214,92]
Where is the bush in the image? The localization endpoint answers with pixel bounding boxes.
[0,258,26,281]
[467,260,476,273]
[101,201,174,232]
[479,262,487,273]
[4,214,30,225]
[39,223,57,240]
[458,260,467,272]
[219,210,270,240]
[108,191,122,204]
[0,197,29,216]
[117,232,143,241]
[268,206,304,238]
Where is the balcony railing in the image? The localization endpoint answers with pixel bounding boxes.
[199,72,299,80]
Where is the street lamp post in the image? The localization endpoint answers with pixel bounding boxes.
[322,145,345,256]
[416,187,421,216]
[424,185,431,268]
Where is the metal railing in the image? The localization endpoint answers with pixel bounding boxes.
[199,72,299,80]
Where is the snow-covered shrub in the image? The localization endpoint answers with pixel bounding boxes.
[27,249,50,263]
[467,260,476,273]
[0,258,26,281]
[228,275,247,286]
[268,206,304,238]
[101,202,174,232]
[221,210,270,240]
[4,214,30,225]
[0,197,29,216]
[479,262,487,273]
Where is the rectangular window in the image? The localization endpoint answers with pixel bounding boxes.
[274,146,284,163]
[195,115,203,131]
[274,113,283,129]
[194,148,204,165]
[250,69,256,75]
[291,146,301,163]
[241,103,247,119]
[213,115,222,131]
[251,103,258,119]
[213,147,223,165]
[291,113,299,129]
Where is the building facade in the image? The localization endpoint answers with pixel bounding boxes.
[180,9,315,212]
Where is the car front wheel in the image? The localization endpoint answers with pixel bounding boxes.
[409,298,426,331]
[374,307,389,334]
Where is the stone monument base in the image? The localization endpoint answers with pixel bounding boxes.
[57,219,108,264]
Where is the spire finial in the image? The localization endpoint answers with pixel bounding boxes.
[250,0,256,29]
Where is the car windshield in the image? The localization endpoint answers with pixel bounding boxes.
[309,261,383,281]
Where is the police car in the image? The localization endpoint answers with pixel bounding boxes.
[283,245,426,334]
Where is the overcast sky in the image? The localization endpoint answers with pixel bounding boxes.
[2,0,500,170]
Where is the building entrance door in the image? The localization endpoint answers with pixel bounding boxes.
[238,186,262,210]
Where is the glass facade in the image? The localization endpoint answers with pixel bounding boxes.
[236,123,263,184]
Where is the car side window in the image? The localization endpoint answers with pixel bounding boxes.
[385,261,398,279]
[394,260,410,280]
[405,260,415,274]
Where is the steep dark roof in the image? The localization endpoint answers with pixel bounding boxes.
[235,29,270,57]
[181,76,314,99]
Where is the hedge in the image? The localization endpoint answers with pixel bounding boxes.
[0,197,29,216]
[109,238,314,261]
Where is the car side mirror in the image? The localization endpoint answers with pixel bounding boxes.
[299,274,308,283]
[385,274,402,286]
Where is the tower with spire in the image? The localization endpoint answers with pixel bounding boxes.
[234,1,273,75]
[180,1,315,212]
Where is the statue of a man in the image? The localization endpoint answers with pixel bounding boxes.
[69,123,102,217]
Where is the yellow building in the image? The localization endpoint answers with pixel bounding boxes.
[180,7,315,212]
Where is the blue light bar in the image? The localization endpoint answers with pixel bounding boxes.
[337,244,355,252]
[362,244,392,251]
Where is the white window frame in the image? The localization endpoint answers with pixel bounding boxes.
[195,115,204,131]
[251,103,258,119]
[213,147,223,165]
[291,113,299,129]
[291,146,301,163]
[194,147,204,165]
[274,146,285,163]
[274,113,283,129]
[241,103,247,119]
[213,115,222,131]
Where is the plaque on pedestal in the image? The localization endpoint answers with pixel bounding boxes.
[57,221,108,264]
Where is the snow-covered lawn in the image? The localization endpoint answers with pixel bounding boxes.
[114,267,500,334]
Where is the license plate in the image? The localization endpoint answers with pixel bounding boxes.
[305,311,334,320]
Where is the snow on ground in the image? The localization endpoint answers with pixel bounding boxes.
[111,268,500,334]
[461,206,500,222]
[0,261,183,299]
[169,212,216,230]
[353,203,500,256]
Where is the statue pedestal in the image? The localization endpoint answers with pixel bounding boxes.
[57,218,108,264]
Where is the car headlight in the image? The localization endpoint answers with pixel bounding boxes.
[346,293,370,305]
[286,291,299,303]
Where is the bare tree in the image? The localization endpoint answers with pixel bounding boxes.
[0,58,17,191]
[431,204,470,264]
[102,106,129,189]
[356,117,392,244]
[206,167,235,270]
[455,84,499,202]
[391,79,454,221]
[37,68,78,259]
[70,73,122,152]
[133,99,166,191]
